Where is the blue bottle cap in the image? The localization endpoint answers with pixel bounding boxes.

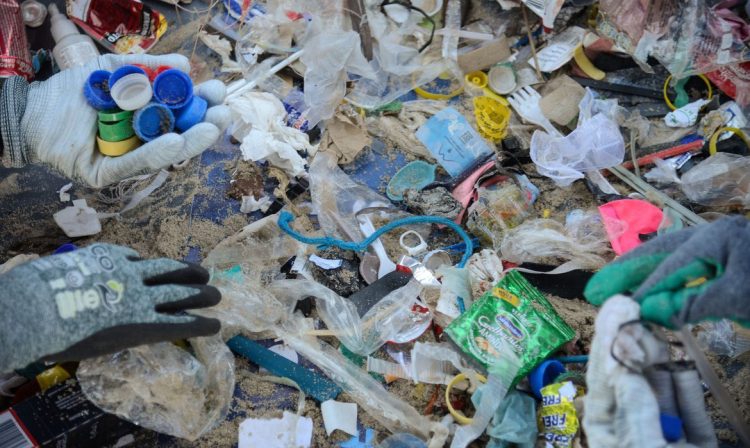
[174,95,207,132]
[84,70,117,110]
[133,103,175,142]
[660,413,683,442]
[529,359,567,399]
[153,69,194,109]
[53,243,78,254]
[109,65,148,90]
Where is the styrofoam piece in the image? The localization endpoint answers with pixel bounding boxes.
[53,199,101,237]
[321,400,358,436]
[110,73,153,111]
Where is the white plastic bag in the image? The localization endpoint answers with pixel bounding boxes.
[530,113,625,186]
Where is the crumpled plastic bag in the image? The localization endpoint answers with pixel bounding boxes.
[500,210,612,270]
[270,278,423,356]
[680,152,750,207]
[227,92,317,178]
[644,157,682,186]
[531,92,625,186]
[77,336,234,441]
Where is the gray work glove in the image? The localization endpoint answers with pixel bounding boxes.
[585,216,750,328]
[0,244,221,373]
[5,53,231,187]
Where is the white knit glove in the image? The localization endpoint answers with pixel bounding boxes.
[20,53,231,187]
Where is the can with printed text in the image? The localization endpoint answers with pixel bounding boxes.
[0,0,34,80]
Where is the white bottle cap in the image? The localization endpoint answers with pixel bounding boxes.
[110,73,153,111]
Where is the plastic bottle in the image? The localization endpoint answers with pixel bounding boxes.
[49,3,99,70]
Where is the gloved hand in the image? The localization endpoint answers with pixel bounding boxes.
[585,216,750,328]
[9,53,231,187]
[0,244,221,372]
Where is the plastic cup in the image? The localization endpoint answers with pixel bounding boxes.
[133,102,175,142]
[110,73,153,111]
[153,69,193,109]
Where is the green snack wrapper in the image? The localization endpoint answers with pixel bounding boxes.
[445,270,575,383]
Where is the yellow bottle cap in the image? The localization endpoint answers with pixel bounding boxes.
[97,134,141,157]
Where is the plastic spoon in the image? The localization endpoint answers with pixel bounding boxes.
[358,214,397,279]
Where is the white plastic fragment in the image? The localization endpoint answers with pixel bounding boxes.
[664,99,710,128]
[259,344,299,375]
[321,400,358,437]
[309,254,343,270]
[240,195,273,213]
[198,31,242,73]
[238,411,313,448]
[53,199,101,237]
[57,182,72,202]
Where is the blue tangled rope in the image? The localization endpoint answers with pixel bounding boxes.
[277,211,474,268]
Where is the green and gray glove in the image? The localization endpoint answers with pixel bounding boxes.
[585,216,750,328]
[0,244,221,372]
[0,53,231,187]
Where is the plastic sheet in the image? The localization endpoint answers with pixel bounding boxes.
[500,210,612,270]
[309,152,393,240]
[697,319,750,358]
[276,316,435,439]
[301,30,375,126]
[680,152,750,207]
[270,279,423,356]
[204,213,311,285]
[77,336,234,441]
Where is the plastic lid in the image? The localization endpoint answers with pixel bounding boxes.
[529,359,566,399]
[21,0,47,28]
[97,135,140,157]
[133,103,175,142]
[174,95,207,132]
[488,64,517,95]
[109,65,148,89]
[660,414,683,442]
[110,73,153,111]
[53,243,78,254]
[153,69,194,109]
[84,70,117,111]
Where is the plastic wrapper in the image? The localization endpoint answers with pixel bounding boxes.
[500,210,612,270]
[66,0,167,54]
[696,319,750,358]
[77,336,234,441]
[680,153,750,207]
[203,213,311,285]
[270,279,423,356]
[644,157,682,186]
[466,182,532,250]
[530,113,625,186]
[478,390,537,448]
[597,0,750,79]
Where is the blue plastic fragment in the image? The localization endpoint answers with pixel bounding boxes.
[227,335,342,403]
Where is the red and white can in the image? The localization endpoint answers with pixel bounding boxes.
[0,0,34,81]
